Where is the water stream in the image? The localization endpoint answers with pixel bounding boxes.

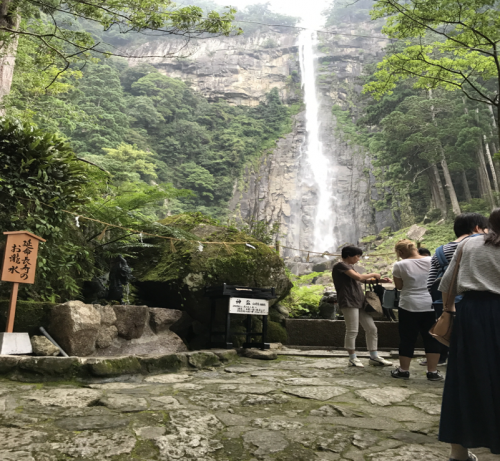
[298,29,337,254]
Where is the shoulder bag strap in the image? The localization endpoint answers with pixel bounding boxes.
[443,241,468,312]
[435,245,449,268]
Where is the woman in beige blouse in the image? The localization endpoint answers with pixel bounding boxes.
[438,208,500,460]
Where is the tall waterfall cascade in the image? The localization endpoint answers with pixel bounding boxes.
[298,29,337,254]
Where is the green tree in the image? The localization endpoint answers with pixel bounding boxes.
[0,0,238,107]
[234,3,299,34]
[181,162,216,201]
[64,63,130,155]
[84,143,158,183]
[366,0,500,145]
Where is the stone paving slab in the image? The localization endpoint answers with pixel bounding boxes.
[0,353,499,460]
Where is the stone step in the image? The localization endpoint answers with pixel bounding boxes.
[278,348,427,358]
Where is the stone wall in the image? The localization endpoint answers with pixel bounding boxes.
[44,301,188,357]
[285,319,423,349]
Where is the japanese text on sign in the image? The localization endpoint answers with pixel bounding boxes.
[229,297,269,315]
[8,239,34,281]
[1,232,44,284]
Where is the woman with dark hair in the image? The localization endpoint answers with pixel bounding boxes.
[438,208,500,460]
[332,246,393,368]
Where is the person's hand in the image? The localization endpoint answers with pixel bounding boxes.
[379,277,392,283]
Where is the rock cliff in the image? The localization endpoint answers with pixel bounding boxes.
[126,24,396,271]
[127,30,300,106]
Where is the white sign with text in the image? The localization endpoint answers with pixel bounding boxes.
[229,297,269,315]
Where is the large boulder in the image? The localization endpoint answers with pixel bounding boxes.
[312,259,336,273]
[96,325,118,349]
[113,305,149,340]
[149,308,182,334]
[406,224,427,241]
[48,301,101,356]
[132,213,293,349]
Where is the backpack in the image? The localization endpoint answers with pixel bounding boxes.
[429,244,463,305]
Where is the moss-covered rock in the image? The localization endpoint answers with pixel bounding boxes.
[87,356,142,377]
[187,351,221,368]
[0,300,55,335]
[138,353,188,374]
[267,320,288,344]
[131,212,293,349]
[17,357,81,381]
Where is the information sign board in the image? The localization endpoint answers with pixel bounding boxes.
[229,297,269,315]
[1,231,45,284]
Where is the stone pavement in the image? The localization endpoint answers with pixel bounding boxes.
[0,354,498,461]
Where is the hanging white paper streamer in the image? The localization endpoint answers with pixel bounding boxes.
[198,242,203,252]
[75,216,80,228]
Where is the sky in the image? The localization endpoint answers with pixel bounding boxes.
[215,0,332,29]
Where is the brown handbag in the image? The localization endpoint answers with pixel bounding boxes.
[364,282,384,317]
[429,242,466,346]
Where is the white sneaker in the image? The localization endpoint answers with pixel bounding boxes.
[369,357,393,367]
[349,358,364,368]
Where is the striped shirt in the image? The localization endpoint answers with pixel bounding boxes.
[426,242,459,292]
[439,236,500,295]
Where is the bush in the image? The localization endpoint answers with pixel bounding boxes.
[0,118,94,301]
[459,198,491,216]
[281,285,324,318]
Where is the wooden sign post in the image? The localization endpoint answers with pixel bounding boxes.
[0,231,46,354]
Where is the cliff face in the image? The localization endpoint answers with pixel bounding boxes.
[312,24,396,248]
[228,26,396,263]
[126,25,395,265]
[127,31,300,106]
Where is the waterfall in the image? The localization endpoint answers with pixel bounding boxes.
[298,29,336,253]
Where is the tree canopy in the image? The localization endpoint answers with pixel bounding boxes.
[366,0,500,144]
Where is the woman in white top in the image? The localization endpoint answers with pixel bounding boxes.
[391,239,443,381]
[438,208,500,461]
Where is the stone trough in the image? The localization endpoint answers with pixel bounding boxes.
[0,349,238,382]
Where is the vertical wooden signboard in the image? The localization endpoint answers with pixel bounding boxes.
[0,231,46,353]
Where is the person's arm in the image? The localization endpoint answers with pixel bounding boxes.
[344,269,390,283]
[393,277,403,290]
[392,261,402,289]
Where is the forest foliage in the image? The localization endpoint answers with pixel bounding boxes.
[7,52,295,219]
[0,3,298,302]
[324,0,500,226]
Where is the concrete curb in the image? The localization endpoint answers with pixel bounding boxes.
[0,349,238,382]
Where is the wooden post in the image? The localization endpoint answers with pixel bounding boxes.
[6,282,19,333]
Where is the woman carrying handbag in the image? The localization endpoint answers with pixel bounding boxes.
[438,208,500,461]
[332,246,392,368]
